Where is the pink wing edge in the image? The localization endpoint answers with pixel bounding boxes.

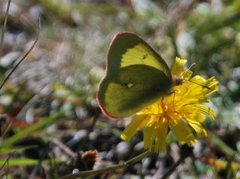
[96,32,136,120]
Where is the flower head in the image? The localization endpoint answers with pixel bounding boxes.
[121,57,218,152]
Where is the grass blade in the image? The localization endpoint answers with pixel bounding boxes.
[1,111,64,147]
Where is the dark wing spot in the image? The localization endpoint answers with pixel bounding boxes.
[142,54,148,60]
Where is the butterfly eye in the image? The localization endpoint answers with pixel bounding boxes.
[172,76,183,86]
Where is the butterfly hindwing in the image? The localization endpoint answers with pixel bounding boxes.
[98,65,172,118]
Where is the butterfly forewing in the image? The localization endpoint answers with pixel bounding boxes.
[107,32,171,77]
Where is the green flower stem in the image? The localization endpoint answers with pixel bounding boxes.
[209,131,240,158]
[60,149,153,179]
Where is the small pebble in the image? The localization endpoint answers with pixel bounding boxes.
[105,149,116,161]
[72,168,79,174]
[133,141,144,152]
[116,141,130,160]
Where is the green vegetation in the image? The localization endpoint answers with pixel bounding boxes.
[0,0,240,178]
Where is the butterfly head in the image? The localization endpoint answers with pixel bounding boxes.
[172,75,183,86]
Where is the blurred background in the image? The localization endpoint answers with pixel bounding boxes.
[0,0,240,178]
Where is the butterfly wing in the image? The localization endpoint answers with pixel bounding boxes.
[98,32,172,118]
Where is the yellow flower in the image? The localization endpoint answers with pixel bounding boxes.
[121,57,218,152]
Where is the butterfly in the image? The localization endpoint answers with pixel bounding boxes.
[97,32,182,119]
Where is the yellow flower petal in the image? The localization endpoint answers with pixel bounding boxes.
[187,117,207,137]
[121,115,148,141]
[171,57,187,76]
[120,57,219,153]
[142,119,168,152]
[154,124,168,152]
[143,127,155,149]
[170,119,196,145]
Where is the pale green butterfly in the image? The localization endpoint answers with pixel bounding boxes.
[97,32,182,118]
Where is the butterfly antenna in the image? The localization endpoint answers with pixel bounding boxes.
[180,62,196,80]
[185,63,211,90]
[0,18,40,90]
[185,63,196,73]
[188,79,211,90]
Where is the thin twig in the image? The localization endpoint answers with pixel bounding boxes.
[50,138,77,159]
[0,151,15,171]
[0,0,12,54]
[29,160,42,179]
[160,145,193,179]
[0,20,40,90]
[88,115,99,132]
[160,156,185,179]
